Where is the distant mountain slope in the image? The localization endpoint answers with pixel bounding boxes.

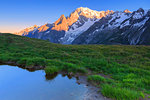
[15,7,150,45]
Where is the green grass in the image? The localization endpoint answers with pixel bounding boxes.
[44,66,59,74]
[101,84,144,100]
[17,57,47,66]
[0,33,150,100]
[87,75,106,84]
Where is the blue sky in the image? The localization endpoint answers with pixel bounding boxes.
[0,0,149,33]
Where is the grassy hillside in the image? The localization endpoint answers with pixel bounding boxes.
[0,33,150,100]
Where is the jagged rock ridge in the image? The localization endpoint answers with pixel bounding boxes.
[15,7,150,45]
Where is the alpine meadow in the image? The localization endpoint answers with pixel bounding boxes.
[0,0,150,100]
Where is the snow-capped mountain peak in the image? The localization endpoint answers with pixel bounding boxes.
[14,8,150,45]
[75,7,114,19]
[57,7,115,44]
[51,7,114,32]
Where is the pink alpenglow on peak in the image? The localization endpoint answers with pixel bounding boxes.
[15,25,38,35]
[38,24,50,32]
[124,9,132,13]
[15,7,133,37]
[51,7,114,31]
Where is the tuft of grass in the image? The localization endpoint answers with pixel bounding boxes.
[61,62,87,74]
[88,75,106,84]
[101,84,144,100]
[44,66,59,74]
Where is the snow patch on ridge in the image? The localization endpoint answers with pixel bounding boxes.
[108,12,130,28]
[133,12,144,19]
[120,20,130,29]
[60,19,98,44]
[134,17,149,27]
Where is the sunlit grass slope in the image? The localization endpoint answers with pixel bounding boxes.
[0,33,150,100]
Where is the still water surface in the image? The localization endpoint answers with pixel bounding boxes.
[0,65,88,100]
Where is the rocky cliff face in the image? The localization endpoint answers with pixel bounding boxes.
[51,14,69,31]
[15,7,150,45]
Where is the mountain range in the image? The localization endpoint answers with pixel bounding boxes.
[15,7,150,45]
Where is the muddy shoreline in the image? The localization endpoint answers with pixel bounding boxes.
[77,76,110,100]
[0,61,110,100]
[0,61,45,71]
